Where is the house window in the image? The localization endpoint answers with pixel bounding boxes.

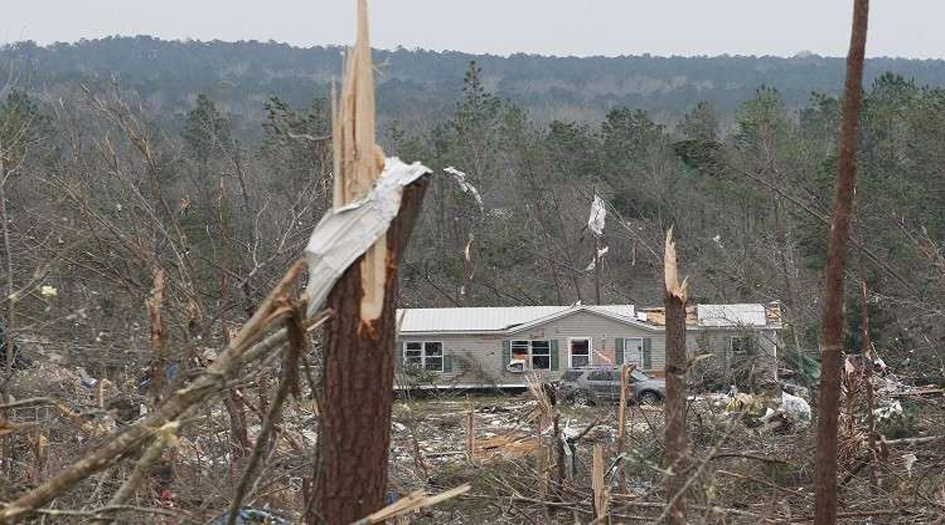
[510,340,551,371]
[404,341,444,372]
[569,338,591,368]
[531,340,551,370]
[730,336,757,357]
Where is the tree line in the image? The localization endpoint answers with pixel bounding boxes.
[2,58,944,397]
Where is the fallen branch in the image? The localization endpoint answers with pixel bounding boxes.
[91,421,181,524]
[710,452,790,464]
[716,469,806,498]
[349,484,471,525]
[792,508,921,522]
[226,307,307,525]
[881,435,945,446]
[33,505,180,519]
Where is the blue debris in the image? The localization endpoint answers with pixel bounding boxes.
[209,507,291,524]
[137,362,183,394]
[384,491,400,505]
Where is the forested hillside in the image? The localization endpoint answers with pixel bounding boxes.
[6,36,945,131]
[3,44,945,376]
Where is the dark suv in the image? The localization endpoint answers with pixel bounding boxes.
[556,368,665,405]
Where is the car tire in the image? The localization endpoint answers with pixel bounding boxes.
[639,391,662,405]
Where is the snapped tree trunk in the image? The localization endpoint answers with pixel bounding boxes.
[663,228,688,525]
[310,182,427,524]
[308,1,430,522]
[146,268,167,405]
[813,1,869,523]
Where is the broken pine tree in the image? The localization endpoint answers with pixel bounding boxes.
[663,227,688,525]
[307,0,431,523]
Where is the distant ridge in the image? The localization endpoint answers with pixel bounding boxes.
[4,36,945,128]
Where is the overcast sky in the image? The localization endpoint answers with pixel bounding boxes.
[2,1,943,59]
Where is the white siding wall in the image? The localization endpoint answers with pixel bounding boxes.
[398,311,665,386]
[397,310,779,387]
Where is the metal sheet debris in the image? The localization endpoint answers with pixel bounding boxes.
[304,157,431,316]
[696,304,768,327]
[444,166,484,211]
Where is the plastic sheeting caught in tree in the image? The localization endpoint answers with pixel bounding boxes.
[587,195,606,237]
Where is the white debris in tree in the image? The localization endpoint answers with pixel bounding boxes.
[712,234,723,248]
[40,285,58,298]
[304,157,431,316]
[903,453,918,477]
[587,195,606,236]
[585,246,609,272]
[444,166,484,211]
[462,234,475,296]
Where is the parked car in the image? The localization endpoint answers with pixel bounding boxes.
[556,367,665,405]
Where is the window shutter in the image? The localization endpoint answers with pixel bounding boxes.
[615,338,625,365]
[395,340,404,371]
[642,338,652,370]
[502,340,511,371]
[550,339,560,371]
[444,353,453,373]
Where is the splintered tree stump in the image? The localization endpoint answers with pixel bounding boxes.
[663,228,688,525]
[310,180,427,524]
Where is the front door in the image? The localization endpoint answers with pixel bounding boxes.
[569,337,591,368]
[624,337,643,368]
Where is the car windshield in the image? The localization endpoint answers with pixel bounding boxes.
[561,370,584,382]
[630,370,650,382]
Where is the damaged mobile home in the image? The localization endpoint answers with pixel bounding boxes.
[395,302,782,388]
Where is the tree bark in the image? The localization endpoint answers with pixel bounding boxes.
[309,180,428,524]
[146,268,166,405]
[663,229,687,525]
[813,1,869,523]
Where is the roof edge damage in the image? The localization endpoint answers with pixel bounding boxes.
[397,302,782,335]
